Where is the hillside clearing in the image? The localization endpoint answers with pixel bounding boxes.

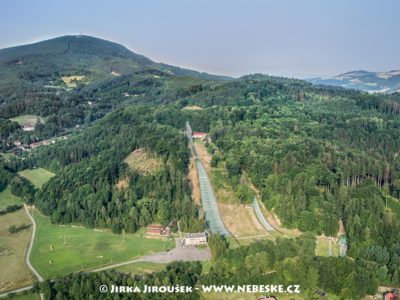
[0,209,35,293]
[9,115,42,127]
[18,168,55,189]
[124,148,163,175]
[182,105,203,111]
[218,203,265,238]
[30,210,174,278]
[61,75,85,87]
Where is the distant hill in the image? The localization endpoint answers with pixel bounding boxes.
[0,35,231,85]
[309,70,400,93]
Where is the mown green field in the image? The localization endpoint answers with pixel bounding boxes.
[0,187,22,210]
[9,115,42,127]
[18,168,55,189]
[30,211,175,278]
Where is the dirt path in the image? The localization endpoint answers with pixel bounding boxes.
[24,205,45,300]
[23,205,44,283]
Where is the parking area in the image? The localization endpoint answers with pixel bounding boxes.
[140,239,211,263]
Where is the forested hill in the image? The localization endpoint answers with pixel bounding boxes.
[0,35,229,86]
[0,35,231,135]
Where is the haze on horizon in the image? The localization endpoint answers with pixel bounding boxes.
[1,0,399,78]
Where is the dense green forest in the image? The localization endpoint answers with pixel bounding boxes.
[17,106,203,233]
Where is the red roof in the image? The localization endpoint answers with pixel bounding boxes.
[385,292,399,300]
[192,132,206,138]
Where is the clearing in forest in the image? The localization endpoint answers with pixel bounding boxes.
[124,148,163,175]
[18,168,55,189]
[61,75,85,87]
[9,115,43,127]
[181,105,203,111]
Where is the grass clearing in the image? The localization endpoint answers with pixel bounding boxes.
[218,203,265,238]
[18,168,55,189]
[0,187,22,210]
[61,75,85,87]
[124,148,163,175]
[114,261,166,274]
[0,209,35,293]
[9,115,42,127]
[30,210,175,278]
[182,105,203,111]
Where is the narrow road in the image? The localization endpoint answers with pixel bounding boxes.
[24,205,45,300]
[252,196,275,231]
[185,122,230,236]
[24,205,44,282]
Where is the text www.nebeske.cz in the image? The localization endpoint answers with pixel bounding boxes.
[102,284,301,294]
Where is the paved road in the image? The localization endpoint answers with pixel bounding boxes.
[89,239,211,272]
[186,122,230,236]
[252,196,275,232]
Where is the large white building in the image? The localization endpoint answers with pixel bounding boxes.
[184,232,207,246]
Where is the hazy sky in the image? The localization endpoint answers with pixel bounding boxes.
[1,0,399,77]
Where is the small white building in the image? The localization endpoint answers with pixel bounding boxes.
[184,232,207,246]
[23,124,35,132]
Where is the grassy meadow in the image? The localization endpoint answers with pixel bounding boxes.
[30,210,175,278]
[18,168,55,189]
[0,209,34,293]
[9,115,42,127]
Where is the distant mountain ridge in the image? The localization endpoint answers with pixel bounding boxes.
[309,70,400,93]
[0,35,231,82]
